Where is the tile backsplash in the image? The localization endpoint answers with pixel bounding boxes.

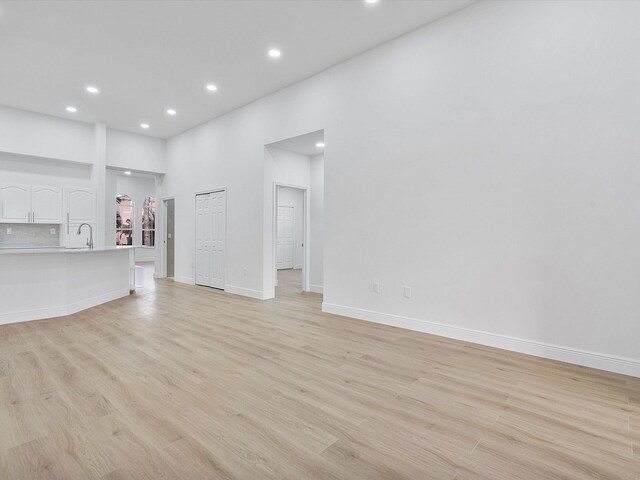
[0,223,61,248]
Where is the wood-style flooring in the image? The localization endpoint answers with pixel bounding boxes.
[1,267,639,479]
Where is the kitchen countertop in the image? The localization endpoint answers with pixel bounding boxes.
[0,246,137,255]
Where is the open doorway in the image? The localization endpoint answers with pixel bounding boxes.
[106,168,160,290]
[264,129,324,299]
[275,185,308,295]
[163,198,175,279]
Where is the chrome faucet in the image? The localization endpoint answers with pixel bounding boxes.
[77,223,94,249]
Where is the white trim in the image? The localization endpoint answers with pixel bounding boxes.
[310,284,324,294]
[321,302,640,378]
[174,275,194,285]
[225,284,271,300]
[0,288,130,326]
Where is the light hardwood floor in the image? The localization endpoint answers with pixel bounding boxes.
[1,268,639,479]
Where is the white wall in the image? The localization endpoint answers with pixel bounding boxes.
[0,151,93,189]
[310,154,324,292]
[0,105,94,163]
[162,0,640,375]
[277,186,304,269]
[106,128,166,174]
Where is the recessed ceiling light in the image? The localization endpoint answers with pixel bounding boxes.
[206,84,218,92]
[268,49,281,58]
[316,142,325,148]
[86,86,99,94]
[66,106,77,113]
[166,108,177,115]
[124,171,131,175]
[365,0,379,3]
[140,123,149,129]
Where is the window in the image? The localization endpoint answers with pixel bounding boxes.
[141,196,156,247]
[116,194,133,245]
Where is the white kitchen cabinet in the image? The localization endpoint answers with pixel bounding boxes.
[31,185,62,223]
[65,187,96,225]
[1,184,95,227]
[0,184,31,223]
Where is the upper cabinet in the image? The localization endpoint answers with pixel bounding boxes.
[0,184,30,223]
[66,187,96,224]
[0,183,94,225]
[31,186,62,223]
[0,184,62,223]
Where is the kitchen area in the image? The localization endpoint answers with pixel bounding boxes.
[0,182,136,325]
[0,105,165,326]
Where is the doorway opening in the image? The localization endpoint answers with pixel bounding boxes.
[275,185,307,295]
[264,129,324,299]
[106,167,160,290]
[163,197,175,279]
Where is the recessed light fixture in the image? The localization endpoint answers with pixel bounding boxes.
[316,142,325,148]
[268,49,281,58]
[206,84,218,92]
[365,0,379,3]
[140,123,150,129]
[166,108,177,115]
[124,171,131,175]
[86,86,99,94]
[66,106,77,113]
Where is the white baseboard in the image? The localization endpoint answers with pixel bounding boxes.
[225,284,271,300]
[174,275,194,285]
[0,288,130,326]
[310,284,324,294]
[322,302,640,378]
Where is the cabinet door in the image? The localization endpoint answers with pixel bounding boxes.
[32,186,62,223]
[66,187,96,224]
[0,184,31,223]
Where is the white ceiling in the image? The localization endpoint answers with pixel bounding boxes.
[0,0,474,139]
[268,130,325,157]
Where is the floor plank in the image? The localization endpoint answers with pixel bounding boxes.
[0,267,638,479]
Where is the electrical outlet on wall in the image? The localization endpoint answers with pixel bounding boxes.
[50,228,56,235]
[373,281,380,293]
[403,286,412,298]
[6,227,12,235]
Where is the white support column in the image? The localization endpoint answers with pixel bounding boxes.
[92,122,107,248]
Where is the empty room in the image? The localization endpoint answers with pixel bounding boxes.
[0,1,638,479]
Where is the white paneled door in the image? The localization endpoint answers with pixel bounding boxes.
[276,206,294,270]
[195,190,226,289]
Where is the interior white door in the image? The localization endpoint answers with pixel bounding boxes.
[276,206,294,270]
[210,190,226,289]
[195,193,211,286]
[0,184,30,223]
[195,191,226,289]
[32,186,62,223]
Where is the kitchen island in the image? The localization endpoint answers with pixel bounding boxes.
[0,246,135,325]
